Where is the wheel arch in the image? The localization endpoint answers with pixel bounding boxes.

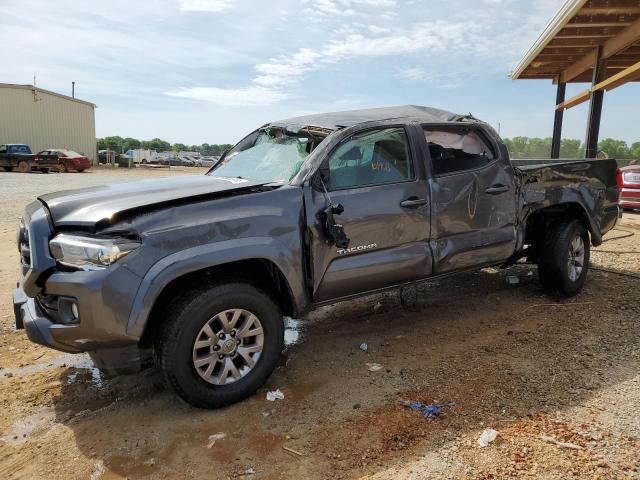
[128,238,305,345]
[524,201,600,249]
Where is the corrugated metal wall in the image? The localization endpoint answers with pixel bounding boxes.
[0,86,96,162]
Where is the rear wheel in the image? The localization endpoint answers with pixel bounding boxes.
[538,219,590,297]
[155,282,284,408]
[17,161,30,173]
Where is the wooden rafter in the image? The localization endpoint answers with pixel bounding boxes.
[563,17,640,81]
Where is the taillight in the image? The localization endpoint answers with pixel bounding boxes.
[616,168,623,201]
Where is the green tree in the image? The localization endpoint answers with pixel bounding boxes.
[598,138,629,159]
[559,139,582,158]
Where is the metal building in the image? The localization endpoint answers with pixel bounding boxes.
[0,83,96,163]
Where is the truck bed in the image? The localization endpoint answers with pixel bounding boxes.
[513,158,619,243]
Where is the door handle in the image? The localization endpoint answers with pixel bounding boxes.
[484,184,510,195]
[400,197,428,208]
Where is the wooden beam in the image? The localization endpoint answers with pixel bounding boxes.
[592,60,640,91]
[580,7,640,15]
[556,89,590,110]
[564,21,633,27]
[563,17,640,81]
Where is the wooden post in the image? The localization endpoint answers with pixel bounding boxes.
[551,79,566,159]
[585,46,606,158]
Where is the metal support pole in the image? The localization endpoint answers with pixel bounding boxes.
[585,46,606,158]
[551,80,566,159]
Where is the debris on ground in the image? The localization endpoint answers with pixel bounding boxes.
[282,445,305,456]
[236,467,256,476]
[266,389,285,401]
[399,400,455,420]
[540,434,583,450]
[143,458,156,466]
[477,428,499,447]
[506,275,520,284]
[359,342,368,352]
[373,301,383,313]
[207,432,226,448]
[365,362,383,372]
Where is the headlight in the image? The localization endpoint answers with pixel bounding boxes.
[49,233,140,270]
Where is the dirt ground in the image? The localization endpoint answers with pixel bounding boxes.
[0,167,639,479]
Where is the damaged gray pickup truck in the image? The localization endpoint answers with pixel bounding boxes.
[13,106,620,408]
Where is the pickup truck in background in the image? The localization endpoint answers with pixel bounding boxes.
[0,144,56,173]
[12,106,620,408]
[618,164,640,210]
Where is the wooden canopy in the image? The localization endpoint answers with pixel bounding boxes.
[512,0,640,86]
[511,0,640,158]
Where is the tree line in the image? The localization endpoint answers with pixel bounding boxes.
[503,137,640,159]
[97,136,234,157]
[98,135,640,160]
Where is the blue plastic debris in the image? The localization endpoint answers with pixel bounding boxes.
[399,400,455,420]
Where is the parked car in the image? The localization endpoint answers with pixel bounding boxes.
[617,164,640,210]
[195,157,217,167]
[37,149,91,172]
[98,150,123,164]
[0,144,54,173]
[13,106,620,409]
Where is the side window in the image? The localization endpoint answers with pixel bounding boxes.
[0,145,6,154]
[424,129,495,176]
[327,127,413,190]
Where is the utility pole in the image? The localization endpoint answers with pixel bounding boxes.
[72,81,75,98]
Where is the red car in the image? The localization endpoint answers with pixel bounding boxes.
[617,165,640,210]
[36,149,91,172]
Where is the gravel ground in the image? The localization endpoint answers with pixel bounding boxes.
[0,168,638,479]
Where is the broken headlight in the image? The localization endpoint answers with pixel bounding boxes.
[49,233,140,270]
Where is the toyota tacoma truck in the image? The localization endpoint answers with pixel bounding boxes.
[13,106,620,408]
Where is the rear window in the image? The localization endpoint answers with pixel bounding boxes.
[8,145,31,154]
[424,129,495,175]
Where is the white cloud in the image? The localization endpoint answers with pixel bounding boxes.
[165,86,289,106]
[177,0,236,12]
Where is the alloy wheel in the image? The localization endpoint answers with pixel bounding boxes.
[192,309,264,385]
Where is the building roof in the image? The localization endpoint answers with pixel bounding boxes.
[0,83,96,108]
[511,0,640,83]
[269,105,464,131]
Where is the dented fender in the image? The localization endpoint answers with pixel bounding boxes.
[125,236,307,338]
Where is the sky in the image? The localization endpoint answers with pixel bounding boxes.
[1,0,638,145]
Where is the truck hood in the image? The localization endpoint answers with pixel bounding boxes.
[39,174,269,227]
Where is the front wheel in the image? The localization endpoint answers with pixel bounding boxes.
[538,219,590,297]
[155,282,284,408]
[58,163,67,173]
[17,161,30,173]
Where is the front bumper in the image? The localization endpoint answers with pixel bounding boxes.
[14,201,146,373]
[13,286,82,353]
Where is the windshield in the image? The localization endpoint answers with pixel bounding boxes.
[209,128,319,183]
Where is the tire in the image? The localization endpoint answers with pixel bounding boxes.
[17,160,30,173]
[58,163,67,173]
[154,282,284,408]
[538,219,590,297]
[3,166,14,172]
[40,168,49,174]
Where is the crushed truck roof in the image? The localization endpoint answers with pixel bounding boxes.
[268,105,470,131]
